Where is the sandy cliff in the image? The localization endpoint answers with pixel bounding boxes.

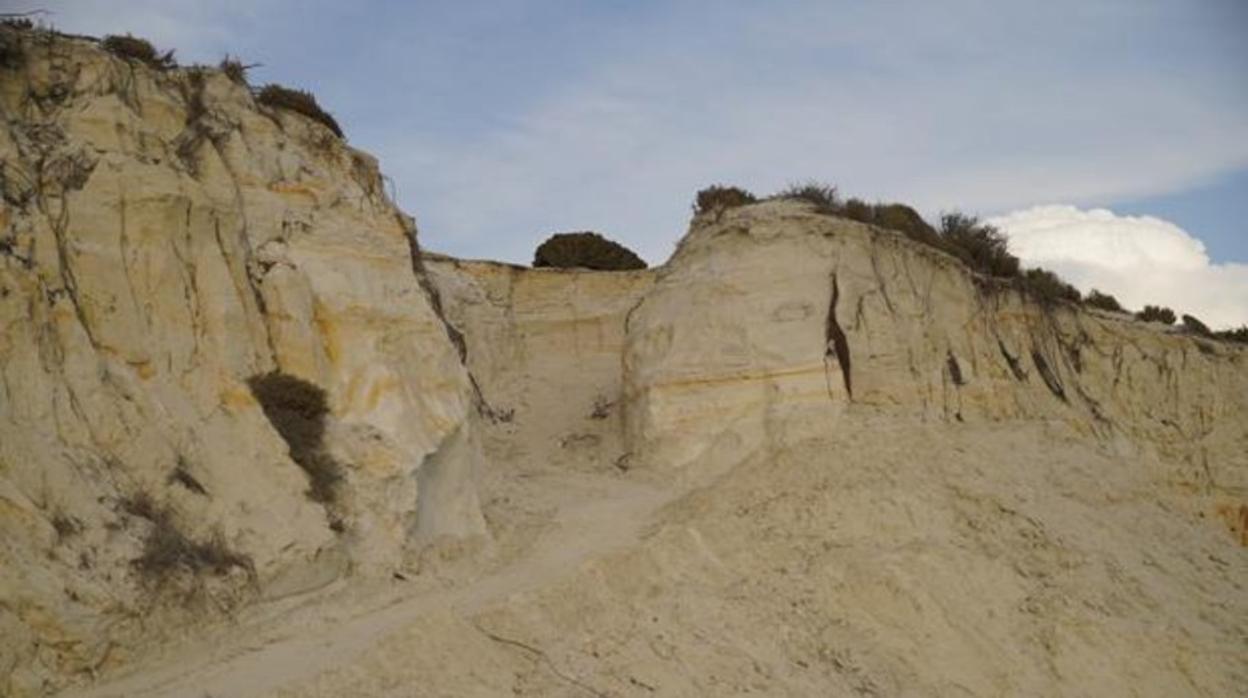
[2,24,1246,698]
[1,27,484,694]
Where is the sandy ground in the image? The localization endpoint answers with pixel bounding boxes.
[65,414,1247,697]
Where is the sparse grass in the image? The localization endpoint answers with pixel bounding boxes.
[248,371,344,504]
[256,84,344,138]
[1136,305,1176,325]
[134,515,250,579]
[101,34,176,70]
[51,512,81,541]
[533,231,647,271]
[776,181,841,214]
[219,56,249,85]
[121,490,160,521]
[1083,289,1123,312]
[694,185,757,215]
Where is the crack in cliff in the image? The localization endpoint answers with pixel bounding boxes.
[1031,349,1067,403]
[398,215,511,422]
[824,272,852,400]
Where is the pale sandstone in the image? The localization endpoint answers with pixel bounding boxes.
[2,25,1246,698]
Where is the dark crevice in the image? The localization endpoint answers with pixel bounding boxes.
[946,351,965,386]
[999,340,1027,381]
[399,214,511,422]
[824,272,852,399]
[1031,349,1067,403]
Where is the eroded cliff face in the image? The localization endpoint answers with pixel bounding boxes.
[0,28,483,695]
[3,24,1247,698]
[624,201,1248,493]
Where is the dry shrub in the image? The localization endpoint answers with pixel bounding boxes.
[101,34,176,70]
[1181,314,1212,337]
[256,84,344,138]
[777,181,841,214]
[248,372,343,504]
[1084,289,1123,312]
[1214,326,1248,344]
[694,185,757,215]
[0,24,24,70]
[1019,268,1081,305]
[1136,305,1176,324]
[533,231,647,271]
[939,212,1020,278]
[219,56,249,85]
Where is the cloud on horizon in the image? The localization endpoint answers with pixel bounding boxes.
[990,205,1248,329]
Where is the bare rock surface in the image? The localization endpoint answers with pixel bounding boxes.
[1,24,1245,698]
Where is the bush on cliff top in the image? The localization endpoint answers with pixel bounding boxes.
[102,34,176,70]
[1018,268,1082,305]
[777,181,841,215]
[256,84,344,138]
[939,212,1020,279]
[533,231,647,271]
[694,185,758,215]
[1084,289,1124,312]
[1136,305,1176,324]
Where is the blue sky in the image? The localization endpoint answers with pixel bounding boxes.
[21,1,1248,322]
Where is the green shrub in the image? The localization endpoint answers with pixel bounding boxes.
[1214,326,1248,344]
[1083,289,1123,312]
[533,231,647,271]
[1181,314,1212,336]
[777,181,841,214]
[1136,305,1176,324]
[101,34,176,70]
[875,203,942,247]
[1019,268,1081,305]
[256,84,344,138]
[694,185,757,215]
[939,212,1020,278]
[248,372,343,504]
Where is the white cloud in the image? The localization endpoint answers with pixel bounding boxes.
[990,205,1248,329]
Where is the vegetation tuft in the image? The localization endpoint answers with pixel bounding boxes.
[938,212,1020,279]
[777,181,841,214]
[248,372,344,504]
[533,231,647,271]
[1136,305,1176,325]
[694,185,757,215]
[133,510,250,580]
[0,25,24,70]
[1083,289,1124,312]
[256,84,344,138]
[101,34,176,70]
[1214,326,1248,344]
[219,56,249,85]
[1018,268,1081,305]
[1181,314,1212,337]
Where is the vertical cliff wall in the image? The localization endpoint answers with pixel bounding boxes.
[0,27,483,694]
